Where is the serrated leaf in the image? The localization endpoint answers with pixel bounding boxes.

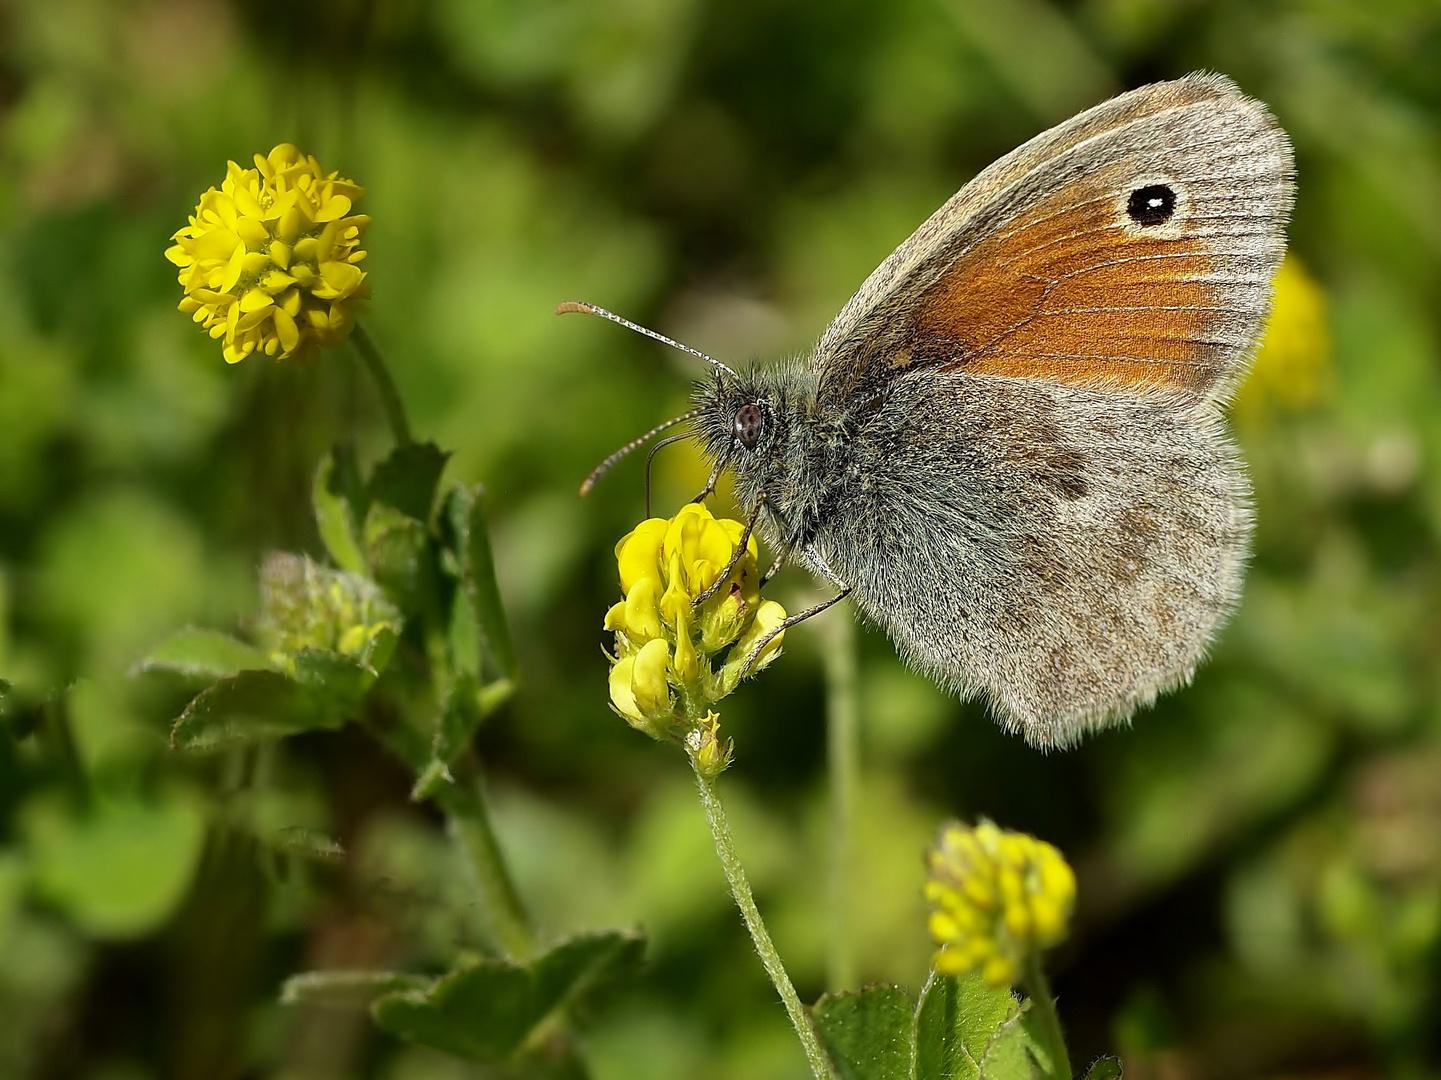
[269,826,345,862]
[369,441,449,522]
[282,970,429,1008]
[314,449,367,574]
[135,627,273,682]
[978,1002,1053,1080]
[915,972,1020,1080]
[429,673,514,769]
[1081,1057,1122,1080]
[409,757,454,801]
[446,485,517,681]
[365,503,432,612]
[811,984,913,1080]
[170,670,341,751]
[371,930,644,1061]
[291,648,377,706]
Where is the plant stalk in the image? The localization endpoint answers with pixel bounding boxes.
[1023,954,1071,1080]
[351,322,413,446]
[822,599,858,991]
[691,761,835,1080]
[437,778,535,960]
[371,719,534,959]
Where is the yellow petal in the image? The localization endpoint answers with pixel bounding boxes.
[272,306,300,354]
[239,288,274,313]
[616,519,668,594]
[315,193,353,222]
[621,578,662,641]
[608,657,643,722]
[630,638,672,719]
[220,242,248,292]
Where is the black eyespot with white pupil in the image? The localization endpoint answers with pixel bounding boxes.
[1126,184,1176,226]
[734,403,764,449]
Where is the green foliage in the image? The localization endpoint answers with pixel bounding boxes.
[369,930,644,1061]
[812,975,1076,1080]
[2,0,1440,1077]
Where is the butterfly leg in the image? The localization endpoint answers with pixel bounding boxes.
[760,556,786,587]
[688,459,725,506]
[738,585,852,678]
[694,496,766,605]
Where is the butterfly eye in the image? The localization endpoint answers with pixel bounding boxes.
[1127,183,1176,226]
[734,403,764,449]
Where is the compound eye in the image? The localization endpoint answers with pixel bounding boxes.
[734,403,764,449]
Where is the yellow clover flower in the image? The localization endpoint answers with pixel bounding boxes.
[605,503,786,745]
[924,821,1076,987]
[166,144,371,365]
[256,553,401,674]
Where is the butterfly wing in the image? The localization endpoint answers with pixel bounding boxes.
[811,72,1294,411]
[814,371,1251,747]
[801,73,1291,744]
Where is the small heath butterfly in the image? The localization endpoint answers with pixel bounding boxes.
[569,72,1295,748]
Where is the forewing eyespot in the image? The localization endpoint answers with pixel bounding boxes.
[1126,183,1176,226]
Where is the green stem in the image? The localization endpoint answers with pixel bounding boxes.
[822,599,858,991]
[1023,954,1071,1080]
[371,720,534,959]
[351,322,413,446]
[691,760,836,1080]
[436,778,535,960]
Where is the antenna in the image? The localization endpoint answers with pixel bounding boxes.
[579,410,698,497]
[556,300,737,376]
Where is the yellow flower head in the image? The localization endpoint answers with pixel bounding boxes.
[166,144,371,365]
[605,503,786,745]
[256,552,400,674]
[924,821,1076,987]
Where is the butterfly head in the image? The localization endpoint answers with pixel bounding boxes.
[692,359,818,514]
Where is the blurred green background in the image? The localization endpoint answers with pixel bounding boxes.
[1,0,1440,1077]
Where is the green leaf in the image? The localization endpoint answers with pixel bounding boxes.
[134,627,273,682]
[427,673,516,773]
[915,972,1020,1080]
[170,669,342,751]
[371,929,644,1061]
[26,791,206,940]
[811,984,913,1080]
[268,826,345,863]
[365,503,432,613]
[291,648,378,707]
[314,448,367,574]
[281,969,429,1008]
[1081,1058,1123,1080]
[979,1003,1052,1080]
[446,485,517,681]
[369,441,449,522]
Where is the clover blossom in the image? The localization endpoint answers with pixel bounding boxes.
[166,144,371,365]
[256,553,400,674]
[605,503,786,753]
[924,820,1076,987]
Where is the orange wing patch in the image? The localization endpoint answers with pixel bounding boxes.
[899,176,1222,396]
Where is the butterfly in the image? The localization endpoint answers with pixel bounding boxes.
[568,72,1295,748]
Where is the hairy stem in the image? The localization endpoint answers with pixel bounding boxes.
[691,760,835,1080]
[372,719,534,959]
[351,322,413,446]
[437,778,535,960]
[1023,955,1071,1080]
[822,599,858,991]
